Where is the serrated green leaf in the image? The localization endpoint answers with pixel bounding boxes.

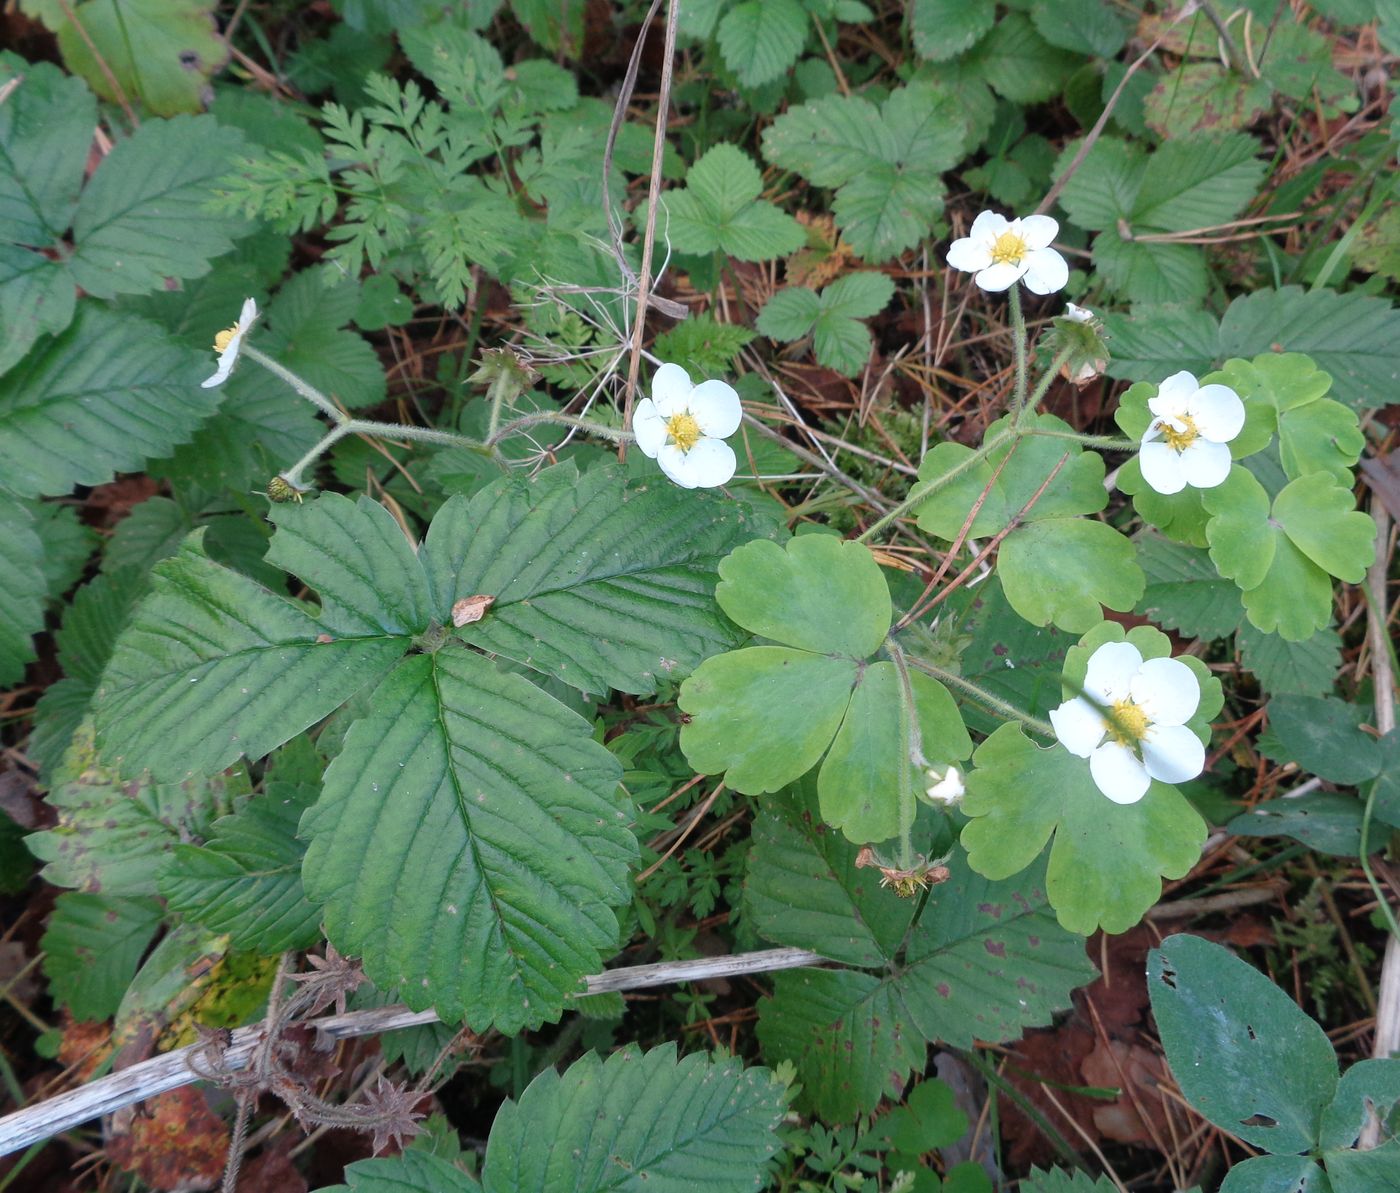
[70,115,248,298]
[0,244,76,374]
[323,1150,482,1193]
[910,0,994,61]
[1143,63,1272,138]
[1149,934,1339,1155]
[757,287,823,341]
[652,313,755,378]
[1031,0,1127,57]
[762,84,964,261]
[1236,622,1341,697]
[27,721,247,896]
[95,536,408,781]
[483,1045,785,1190]
[658,143,805,261]
[1023,1167,1121,1193]
[968,14,1081,104]
[998,517,1145,633]
[0,306,217,499]
[421,463,776,696]
[717,0,808,88]
[54,0,227,116]
[0,497,45,686]
[41,892,163,1021]
[1134,531,1244,640]
[301,648,635,1031]
[160,783,321,953]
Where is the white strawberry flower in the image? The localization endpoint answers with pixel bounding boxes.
[1049,641,1205,805]
[923,765,966,807]
[1138,371,1246,495]
[201,297,258,389]
[946,211,1069,295]
[633,363,742,489]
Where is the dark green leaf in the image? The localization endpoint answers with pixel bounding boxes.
[1260,695,1383,786]
[0,497,45,685]
[41,892,163,1021]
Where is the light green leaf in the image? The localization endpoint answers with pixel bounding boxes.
[0,53,94,243]
[1236,623,1341,698]
[95,536,408,781]
[1272,472,1375,585]
[0,497,45,686]
[70,115,248,298]
[968,13,1081,104]
[651,312,755,377]
[40,892,163,1021]
[762,84,965,261]
[322,1150,482,1193]
[301,648,635,1031]
[1144,63,1272,138]
[1240,536,1336,642]
[0,306,217,499]
[159,783,322,954]
[27,721,247,897]
[420,462,774,696]
[910,0,994,61]
[717,0,808,88]
[1031,0,1127,57]
[54,0,227,116]
[755,286,823,341]
[659,143,805,261]
[1134,531,1244,640]
[1149,934,1339,1155]
[757,273,894,376]
[999,518,1145,633]
[482,1045,785,1190]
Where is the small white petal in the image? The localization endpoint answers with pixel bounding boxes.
[651,362,693,415]
[1189,384,1246,443]
[925,766,966,804]
[947,236,994,273]
[1141,723,1205,785]
[666,436,736,489]
[1019,214,1059,250]
[687,379,742,438]
[633,398,667,458]
[1177,438,1232,489]
[1020,246,1068,295]
[236,296,258,330]
[1050,697,1108,758]
[1138,441,1187,495]
[201,358,235,388]
[1152,371,1198,413]
[1083,640,1144,704]
[1090,742,1152,804]
[968,210,1009,241]
[655,443,693,487]
[1064,303,1093,323]
[1130,657,1200,726]
[975,261,1025,292]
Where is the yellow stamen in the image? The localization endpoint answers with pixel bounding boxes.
[1106,699,1150,747]
[666,412,702,453]
[213,325,239,353]
[1159,415,1199,453]
[990,230,1027,266]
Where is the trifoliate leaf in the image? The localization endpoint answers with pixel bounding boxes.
[301,648,634,1031]
[756,271,894,376]
[762,84,966,261]
[910,0,994,60]
[28,722,247,897]
[483,1045,786,1189]
[1259,695,1383,786]
[95,534,409,781]
[1236,622,1341,698]
[0,306,217,499]
[716,0,808,88]
[0,497,45,686]
[966,13,1081,104]
[1134,531,1244,640]
[998,517,1145,633]
[52,0,227,116]
[41,892,163,1021]
[420,462,776,696]
[751,787,1095,1120]
[1149,934,1339,1156]
[159,783,322,953]
[70,115,249,298]
[656,143,805,262]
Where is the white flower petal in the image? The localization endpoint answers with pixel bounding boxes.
[925,766,966,804]
[1051,697,1108,758]
[947,236,994,273]
[236,296,258,330]
[1141,722,1205,785]
[666,436,736,489]
[1090,742,1152,804]
[1019,214,1059,249]
[655,443,693,487]
[1083,640,1144,704]
[1189,384,1246,443]
[975,261,1025,292]
[1151,371,1198,415]
[1064,303,1093,323]
[1138,440,1187,495]
[1178,438,1232,489]
[1020,246,1068,295]
[633,397,667,458]
[651,362,693,415]
[687,379,742,438]
[201,355,236,389]
[968,210,1009,241]
[1129,657,1200,726]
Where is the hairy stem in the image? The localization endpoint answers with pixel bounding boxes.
[906,656,1055,740]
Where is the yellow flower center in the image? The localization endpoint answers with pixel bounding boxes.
[1159,414,1199,453]
[213,324,240,353]
[666,412,703,453]
[990,230,1028,266]
[1105,699,1150,747]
